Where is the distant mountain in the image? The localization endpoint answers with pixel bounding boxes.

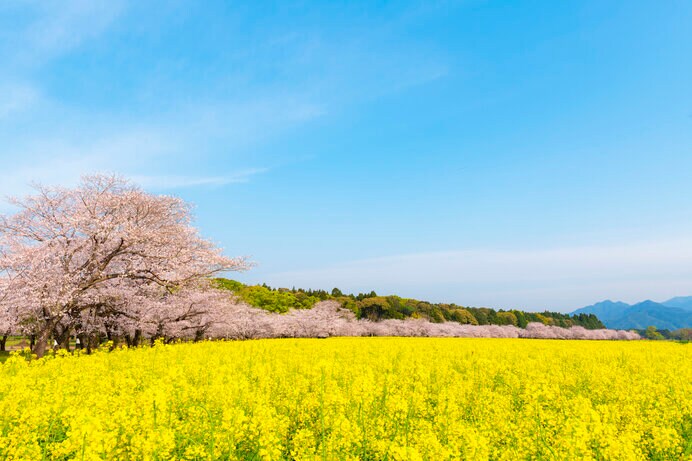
[572,300,631,325]
[661,296,692,311]
[609,301,692,330]
[572,299,692,330]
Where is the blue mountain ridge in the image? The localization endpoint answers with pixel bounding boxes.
[661,296,692,311]
[571,297,692,330]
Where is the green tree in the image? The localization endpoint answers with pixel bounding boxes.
[496,311,518,326]
[449,308,478,325]
[645,326,664,340]
[513,310,528,328]
[670,328,692,341]
[471,309,489,325]
[358,297,391,320]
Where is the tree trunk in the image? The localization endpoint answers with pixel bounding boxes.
[56,325,71,352]
[86,333,100,354]
[0,335,7,352]
[33,320,55,358]
[133,329,142,347]
[77,333,87,350]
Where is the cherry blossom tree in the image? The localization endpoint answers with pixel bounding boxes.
[212,300,641,341]
[0,175,248,356]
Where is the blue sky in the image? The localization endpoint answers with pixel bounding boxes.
[1,1,692,312]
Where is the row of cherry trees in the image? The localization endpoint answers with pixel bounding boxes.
[0,175,640,357]
[0,175,247,356]
[209,300,641,340]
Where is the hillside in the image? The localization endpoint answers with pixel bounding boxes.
[572,299,692,330]
[216,279,606,329]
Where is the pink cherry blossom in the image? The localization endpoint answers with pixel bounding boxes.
[0,174,248,356]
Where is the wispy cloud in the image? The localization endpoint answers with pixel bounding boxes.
[0,0,444,199]
[0,128,172,202]
[18,0,127,62]
[131,168,269,190]
[0,90,323,196]
[258,239,692,312]
[0,83,40,118]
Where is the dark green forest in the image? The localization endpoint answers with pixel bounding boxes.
[214,279,606,329]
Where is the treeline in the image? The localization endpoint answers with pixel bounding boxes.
[640,326,692,341]
[213,279,322,312]
[214,279,606,329]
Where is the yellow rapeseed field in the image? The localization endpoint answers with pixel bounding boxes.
[0,338,690,460]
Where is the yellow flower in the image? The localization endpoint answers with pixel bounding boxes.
[0,338,689,460]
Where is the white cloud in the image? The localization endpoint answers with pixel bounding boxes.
[258,239,692,312]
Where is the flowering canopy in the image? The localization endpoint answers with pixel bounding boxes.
[0,174,248,355]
